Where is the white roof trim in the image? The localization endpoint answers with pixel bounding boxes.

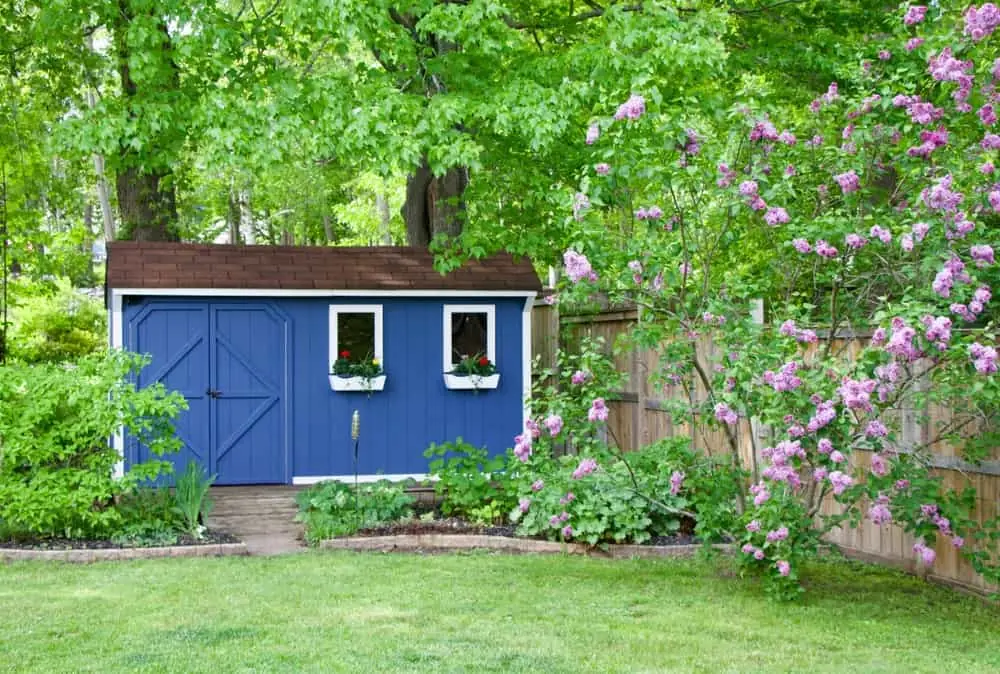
[109,288,537,298]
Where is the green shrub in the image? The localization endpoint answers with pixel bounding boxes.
[0,351,186,539]
[511,438,741,546]
[174,461,216,539]
[424,438,519,523]
[295,479,415,545]
[8,280,106,364]
[111,488,182,547]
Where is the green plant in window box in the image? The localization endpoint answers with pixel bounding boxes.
[450,353,496,376]
[331,350,384,379]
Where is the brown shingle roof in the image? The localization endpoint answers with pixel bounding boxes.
[106,242,542,292]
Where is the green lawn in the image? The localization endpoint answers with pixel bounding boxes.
[1,552,997,673]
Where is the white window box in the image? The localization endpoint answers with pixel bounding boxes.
[443,373,500,390]
[329,374,387,392]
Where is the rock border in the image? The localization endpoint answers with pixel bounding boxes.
[0,542,249,563]
[321,533,732,559]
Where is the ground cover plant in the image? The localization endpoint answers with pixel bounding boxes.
[295,479,416,544]
[0,553,998,673]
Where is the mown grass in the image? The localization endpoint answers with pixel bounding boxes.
[0,551,997,673]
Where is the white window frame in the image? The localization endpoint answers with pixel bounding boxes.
[329,304,384,373]
[443,304,496,373]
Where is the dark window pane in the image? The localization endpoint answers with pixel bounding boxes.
[451,312,488,364]
[338,312,375,361]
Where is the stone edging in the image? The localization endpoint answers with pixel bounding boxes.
[321,534,732,559]
[0,542,249,563]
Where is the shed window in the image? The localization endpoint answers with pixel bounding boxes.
[443,304,496,371]
[329,305,383,369]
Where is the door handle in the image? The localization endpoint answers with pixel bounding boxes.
[205,388,222,398]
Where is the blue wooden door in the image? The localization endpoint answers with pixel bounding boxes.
[128,301,288,485]
[210,304,288,484]
[132,304,212,482]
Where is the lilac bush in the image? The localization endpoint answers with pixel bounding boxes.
[543,3,1000,597]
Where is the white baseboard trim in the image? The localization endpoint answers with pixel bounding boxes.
[292,473,435,486]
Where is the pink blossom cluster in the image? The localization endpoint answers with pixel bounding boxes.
[635,206,664,220]
[970,244,994,267]
[965,3,1000,41]
[741,543,766,561]
[845,233,866,249]
[815,240,839,258]
[549,511,569,526]
[531,479,544,492]
[519,497,531,513]
[909,126,950,158]
[828,470,854,495]
[587,398,608,422]
[763,361,802,392]
[778,319,818,344]
[906,37,925,51]
[586,124,600,145]
[762,440,806,487]
[928,48,974,104]
[714,402,738,425]
[669,470,685,495]
[904,5,927,25]
[870,453,889,478]
[806,400,837,432]
[766,526,789,543]
[922,315,952,350]
[749,119,779,142]
[866,419,889,437]
[572,457,598,479]
[750,482,770,506]
[970,342,998,373]
[572,192,590,221]
[884,318,920,360]
[559,492,575,505]
[980,104,997,126]
[563,250,597,283]
[838,377,877,412]
[544,414,563,437]
[920,174,963,211]
[810,82,839,112]
[834,170,861,194]
[717,163,737,188]
[913,539,936,566]
[571,369,590,385]
[594,162,611,175]
[764,207,790,226]
[868,493,893,525]
[614,94,645,121]
[792,238,812,253]
[513,433,532,462]
[737,180,768,211]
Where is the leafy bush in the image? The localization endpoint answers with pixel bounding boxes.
[424,438,519,523]
[111,488,184,546]
[174,461,216,539]
[0,351,186,539]
[8,280,106,364]
[511,439,709,545]
[295,479,415,544]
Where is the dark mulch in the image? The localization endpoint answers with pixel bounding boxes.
[357,518,517,538]
[355,517,718,547]
[0,530,241,551]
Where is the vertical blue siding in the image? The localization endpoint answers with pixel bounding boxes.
[124,295,527,482]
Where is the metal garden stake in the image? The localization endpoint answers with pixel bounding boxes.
[351,410,360,524]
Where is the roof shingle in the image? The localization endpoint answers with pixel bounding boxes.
[106,242,541,293]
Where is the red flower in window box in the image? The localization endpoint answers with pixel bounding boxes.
[340,350,351,358]
[478,356,490,367]
[450,353,496,376]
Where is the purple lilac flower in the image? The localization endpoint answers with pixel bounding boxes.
[971,245,995,267]
[913,539,936,566]
[815,240,839,258]
[766,527,789,543]
[572,458,598,479]
[792,238,812,253]
[519,498,531,513]
[965,3,1000,41]
[513,434,532,462]
[587,398,609,423]
[544,414,563,437]
[595,162,611,175]
[669,471,685,495]
[828,470,854,495]
[776,560,791,576]
[614,94,646,121]
[970,342,999,374]
[834,170,861,194]
[714,402,739,426]
[531,479,544,492]
[906,37,925,51]
[564,250,597,282]
[764,207,790,226]
[746,520,761,533]
[904,5,927,25]
[586,124,600,145]
[571,370,589,385]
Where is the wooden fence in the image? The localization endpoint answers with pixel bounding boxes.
[532,300,1000,594]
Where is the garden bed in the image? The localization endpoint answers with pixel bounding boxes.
[321,532,732,558]
[0,531,247,562]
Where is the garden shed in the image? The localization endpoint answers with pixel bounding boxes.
[105,242,541,486]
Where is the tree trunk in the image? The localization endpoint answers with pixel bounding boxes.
[113,0,179,242]
[85,35,116,240]
[322,214,335,243]
[226,186,240,244]
[402,157,468,246]
[238,189,254,243]
[376,192,392,245]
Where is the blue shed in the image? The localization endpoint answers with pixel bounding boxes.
[106,242,541,486]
